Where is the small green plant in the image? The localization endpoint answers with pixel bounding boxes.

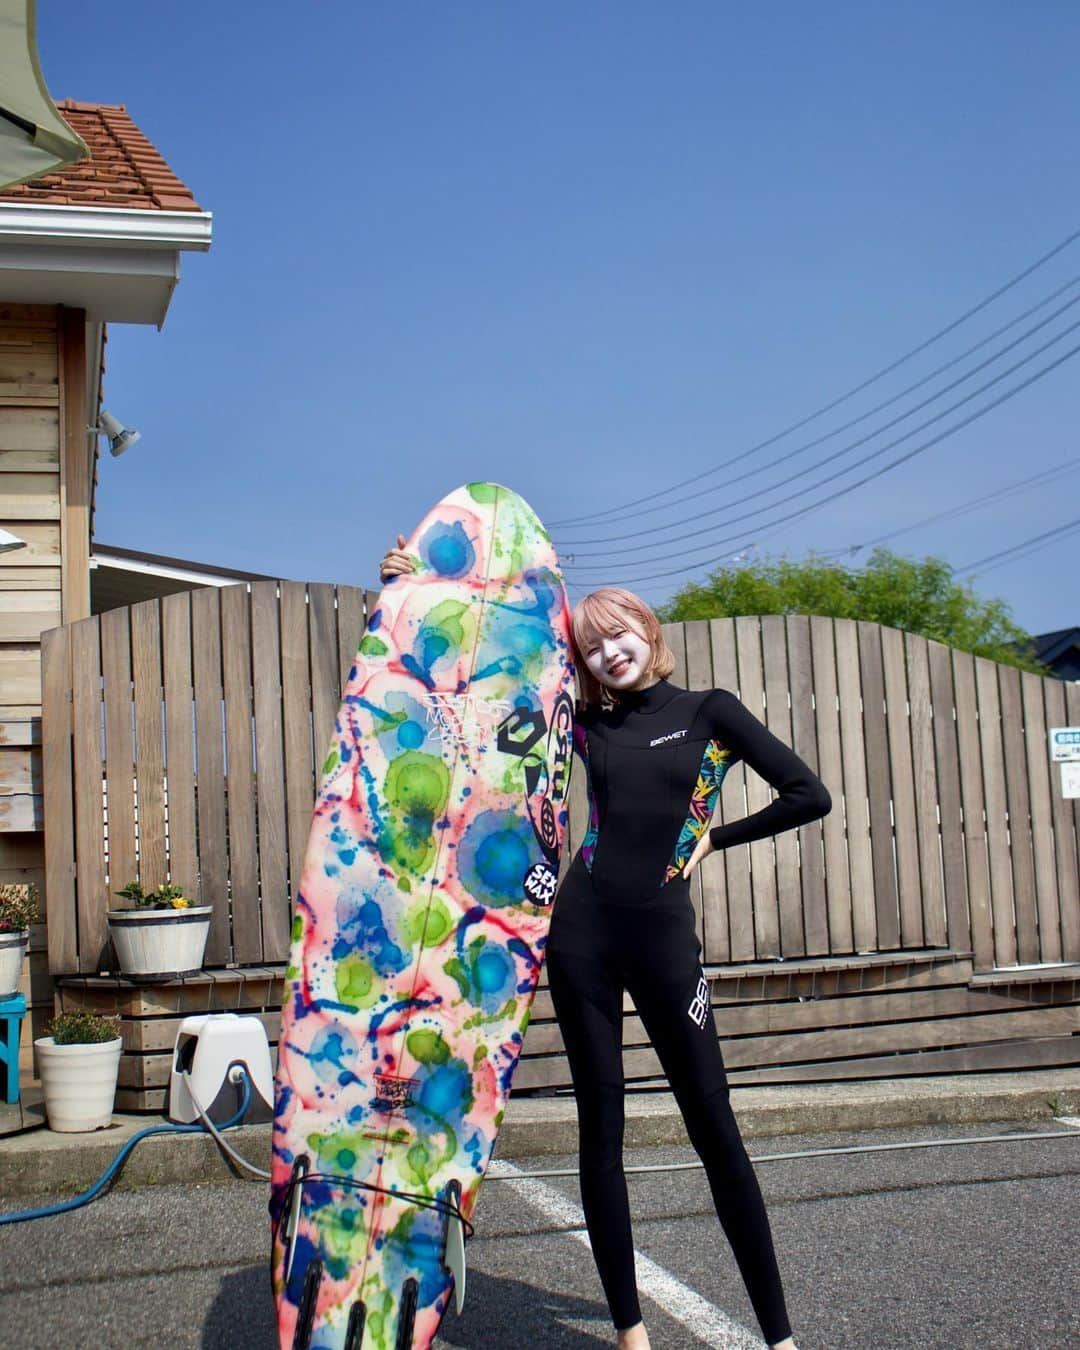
[0,882,40,932]
[114,880,192,911]
[46,1009,120,1045]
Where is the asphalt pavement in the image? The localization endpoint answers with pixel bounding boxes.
[1,1117,1078,1349]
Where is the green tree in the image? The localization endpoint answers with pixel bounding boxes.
[656,548,1048,673]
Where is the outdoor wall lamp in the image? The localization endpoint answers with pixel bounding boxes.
[0,526,27,554]
[90,410,142,458]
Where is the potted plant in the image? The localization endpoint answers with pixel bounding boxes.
[35,1009,122,1132]
[107,881,213,981]
[0,882,39,999]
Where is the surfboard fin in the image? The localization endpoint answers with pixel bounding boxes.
[293,1258,323,1350]
[283,1154,310,1286]
[344,1300,367,1350]
[395,1277,419,1350]
[443,1179,467,1315]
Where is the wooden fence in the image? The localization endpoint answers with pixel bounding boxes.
[40,584,1080,1105]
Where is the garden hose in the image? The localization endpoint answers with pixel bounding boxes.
[0,1068,256,1227]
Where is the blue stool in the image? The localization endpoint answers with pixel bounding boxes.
[0,994,27,1105]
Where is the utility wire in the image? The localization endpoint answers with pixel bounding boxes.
[815,454,1080,557]
[564,317,1080,575]
[558,294,1080,554]
[556,273,1080,539]
[568,336,1080,587]
[549,224,1080,529]
[958,514,1080,575]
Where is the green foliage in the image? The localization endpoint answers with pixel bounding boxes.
[657,548,1049,673]
[115,880,192,910]
[0,883,40,932]
[46,1009,120,1045]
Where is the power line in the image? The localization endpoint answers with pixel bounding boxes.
[567,336,1080,587]
[563,316,1080,573]
[556,273,1080,541]
[556,292,1080,554]
[548,224,1080,530]
[816,455,1080,557]
[958,514,1080,575]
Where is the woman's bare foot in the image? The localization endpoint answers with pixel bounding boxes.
[770,1338,797,1349]
[615,1323,650,1350]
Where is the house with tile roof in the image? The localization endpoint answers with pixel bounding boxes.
[0,99,211,1066]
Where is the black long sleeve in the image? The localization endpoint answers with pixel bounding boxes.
[574,679,831,902]
[703,689,832,851]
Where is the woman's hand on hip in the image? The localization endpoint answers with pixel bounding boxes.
[379,534,416,583]
[683,831,716,879]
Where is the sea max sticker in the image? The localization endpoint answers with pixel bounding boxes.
[497,689,574,904]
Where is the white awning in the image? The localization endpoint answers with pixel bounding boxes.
[0,0,88,191]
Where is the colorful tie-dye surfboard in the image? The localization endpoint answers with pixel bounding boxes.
[270,483,574,1349]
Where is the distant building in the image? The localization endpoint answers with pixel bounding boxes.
[1018,627,1080,681]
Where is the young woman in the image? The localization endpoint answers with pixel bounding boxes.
[380,539,830,1350]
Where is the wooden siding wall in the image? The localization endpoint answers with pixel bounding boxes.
[41,591,1080,1100]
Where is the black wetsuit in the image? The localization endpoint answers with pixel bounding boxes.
[546,678,831,1343]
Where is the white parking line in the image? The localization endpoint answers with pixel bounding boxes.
[1053,1116,1080,1130]
[489,1160,764,1348]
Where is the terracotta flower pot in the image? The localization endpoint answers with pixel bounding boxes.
[0,928,29,999]
[35,1035,122,1132]
[107,906,213,981]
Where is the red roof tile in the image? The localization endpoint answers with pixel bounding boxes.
[0,101,201,212]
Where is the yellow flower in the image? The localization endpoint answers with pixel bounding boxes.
[173,897,190,909]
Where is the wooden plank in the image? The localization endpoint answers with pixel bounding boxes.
[719,1005,1080,1070]
[336,584,366,691]
[58,969,283,1017]
[221,584,259,964]
[952,650,993,970]
[125,1008,282,1054]
[883,624,927,949]
[251,581,289,961]
[928,639,969,952]
[857,620,898,948]
[809,617,852,953]
[0,408,59,452]
[70,617,106,972]
[0,591,61,641]
[100,606,135,899]
[834,619,875,951]
[1045,678,1080,962]
[191,588,228,961]
[161,593,198,902]
[0,745,41,793]
[131,600,166,890]
[710,618,748,962]
[0,521,60,567]
[0,646,43,709]
[308,583,339,770]
[974,656,1016,966]
[1065,683,1080,961]
[58,309,88,624]
[727,1035,1080,1084]
[788,615,829,955]
[683,619,718,955]
[735,616,779,958]
[662,620,687,690]
[998,663,1038,964]
[762,615,804,957]
[906,632,946,947]
[0,470,60,519]
[41,626,75,972]
[1019,670,1059,962]
[280,581,314,903]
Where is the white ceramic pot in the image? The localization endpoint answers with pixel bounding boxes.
[107,906,213,981]
[35,1036,122,1132]
[0,928,29,999]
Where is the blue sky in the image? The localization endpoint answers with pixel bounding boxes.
[36,1,1080,632]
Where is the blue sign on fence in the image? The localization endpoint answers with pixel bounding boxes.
[1049,727,1080,762]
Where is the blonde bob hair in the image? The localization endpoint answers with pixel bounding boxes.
[570,587,676,707]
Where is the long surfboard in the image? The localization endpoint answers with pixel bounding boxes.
[271,482,574,1349]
